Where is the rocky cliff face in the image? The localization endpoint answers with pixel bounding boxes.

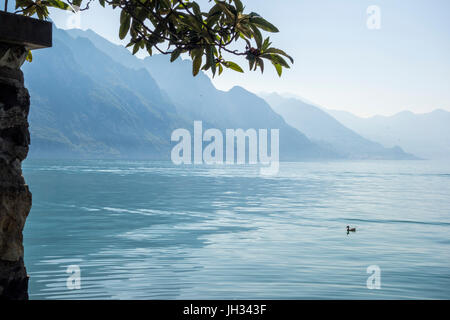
[0,44,31,300]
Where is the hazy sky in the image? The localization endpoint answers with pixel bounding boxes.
[9,0,450,117]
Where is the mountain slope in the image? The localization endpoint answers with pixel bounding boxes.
[327,109,450,160]
[23,27,186,159]
[66,28,338,160]
[261,93,416,159]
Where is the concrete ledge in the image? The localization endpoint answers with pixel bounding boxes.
[0,11,52,50]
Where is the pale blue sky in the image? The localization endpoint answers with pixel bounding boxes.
[5,0,450,116]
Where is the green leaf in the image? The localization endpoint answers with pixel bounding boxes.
[146,43,153,56]
[159,0,171,9]
[262,54,290,68]
[248,58,253,71]
[272,55,290,68]
[47,0,70,11]
[262,37,272,51]
[273,63,282,77]
[132,43,139,55]
[233,0,244,12]
[250,17,279,33]
[256,57,264,73]
[170,48,182,62]
[191,2,201,17]
[192,49,203,76]
[206,13,221,27]
[250,25,262,49]
[119,11,131,40]
[178,13,203,32]
[208,4,222,17]
[207,46,216,75]
[264,48,294,64]
[72,0,82,7]
[216,2,236,20]
[225,61,244,73]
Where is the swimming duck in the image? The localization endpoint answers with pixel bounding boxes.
[347,226,356,232]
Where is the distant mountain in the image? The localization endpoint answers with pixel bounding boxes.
[261,93,417,160]
[22,27,336,160]
[326,109,450,160]
[141,55,336,160]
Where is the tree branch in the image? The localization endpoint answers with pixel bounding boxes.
[67,0,93,11]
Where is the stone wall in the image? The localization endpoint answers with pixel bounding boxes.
[0,44,31,300]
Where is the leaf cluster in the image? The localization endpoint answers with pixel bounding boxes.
[15,0,293,76]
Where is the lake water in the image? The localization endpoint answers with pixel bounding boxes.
[22,160,450,299]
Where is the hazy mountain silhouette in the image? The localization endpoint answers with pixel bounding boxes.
[22,27,336,160]
[327,108,450,160]
[261,93,416,159]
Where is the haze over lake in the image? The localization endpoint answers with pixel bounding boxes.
[23,160,450,299]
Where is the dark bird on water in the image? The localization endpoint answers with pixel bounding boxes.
[347,226,356,233]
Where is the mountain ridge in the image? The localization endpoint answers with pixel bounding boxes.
[260,93,417,160]
[23,27,337,160]
[325,107,450,160]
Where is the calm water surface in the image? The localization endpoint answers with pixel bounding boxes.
[22,160,450,299]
